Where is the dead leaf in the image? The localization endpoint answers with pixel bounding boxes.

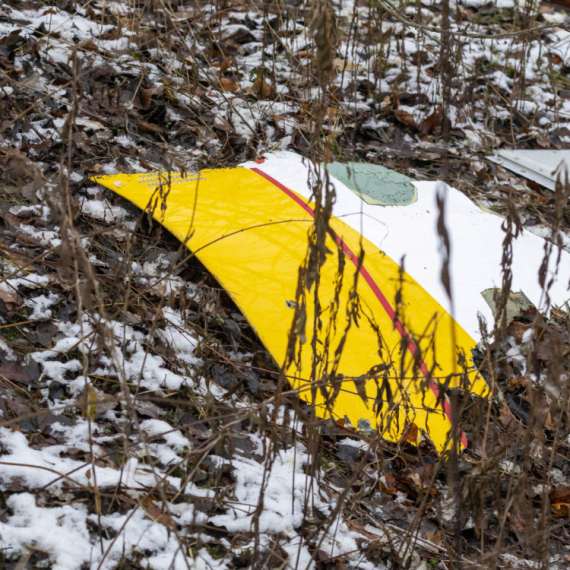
[0,361,32,385]
[0,286,22,310]
[135,400,162,419]
[138,121,163,134]
[552,502,569,517]
[381,472,398,494]
[100,28,121,41]
[550,486,570,504]
[333,58,359,72]
[252,77,273,98]
[499,405,516,427]
[403,423,419,444]
[419,106,443,136]
[326,106,345,119]
[145,501,176,528]
[509,507,526,536]
[73,38,98,52]
[220,57,237,73]
[73,132,91,153]
[0,55,16,72]
[507,376,528,390]
[536,339,553,361]
[409,471,422,488]
[79,384,98,420]
[544,411,555,430]
[425,532,443,546]
[219,77,240,93]
[393,108,416,128]
[547,52,563,66]
[141,85,164,109]
[271,115,285,127]
[507,320,530,343]
[7,395,32,417]
[411,50,429,66]
[345,518,371,535]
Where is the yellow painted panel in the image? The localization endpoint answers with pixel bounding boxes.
[94,166,488,452]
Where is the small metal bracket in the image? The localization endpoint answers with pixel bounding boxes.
[488,150,570,191]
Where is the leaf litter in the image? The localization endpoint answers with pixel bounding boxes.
[0,0,569,568]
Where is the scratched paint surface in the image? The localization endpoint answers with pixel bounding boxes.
[94,166,488,452]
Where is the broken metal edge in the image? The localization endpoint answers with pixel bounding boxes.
[488,154,556,191]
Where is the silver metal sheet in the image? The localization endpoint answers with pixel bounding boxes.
[488,150,570,191]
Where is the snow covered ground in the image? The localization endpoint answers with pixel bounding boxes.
[0,0,569,568]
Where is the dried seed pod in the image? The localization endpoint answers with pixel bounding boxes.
[309,0,338,81]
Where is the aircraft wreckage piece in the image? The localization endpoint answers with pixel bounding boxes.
[488,149,570,191]
[94,151,570,452]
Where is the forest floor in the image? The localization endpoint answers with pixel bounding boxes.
[0,0,570,568]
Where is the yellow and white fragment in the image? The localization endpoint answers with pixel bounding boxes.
[93,151,570,452]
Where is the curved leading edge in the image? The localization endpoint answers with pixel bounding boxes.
[93,165,489,452]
